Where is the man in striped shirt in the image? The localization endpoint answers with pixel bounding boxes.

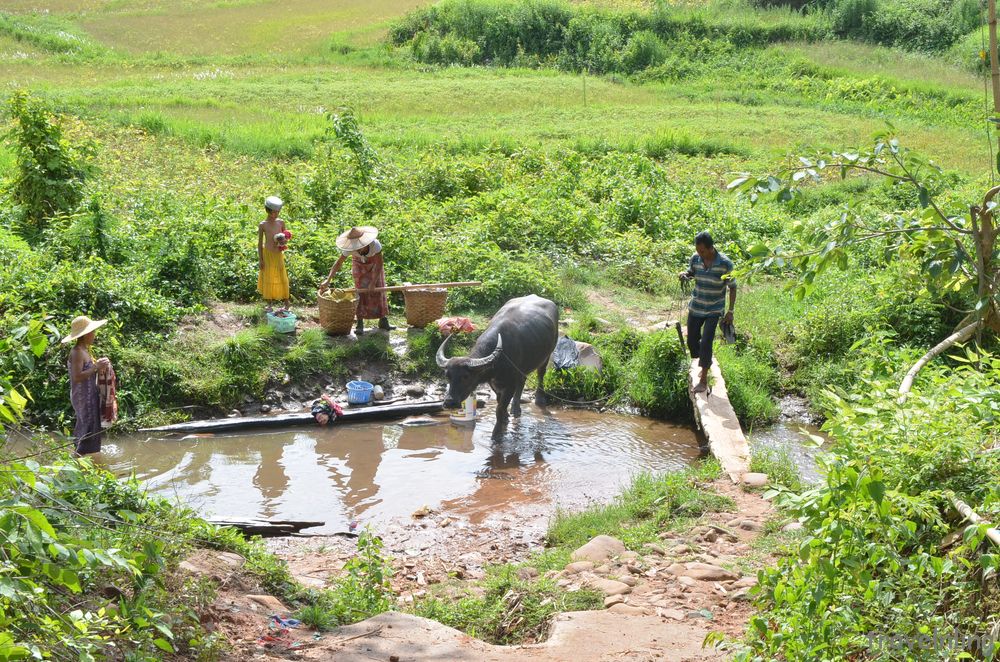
[679,231,737,394]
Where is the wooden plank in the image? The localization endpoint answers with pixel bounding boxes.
[140,400,447,434]
[689,359,751,483]
[207,517,323,537]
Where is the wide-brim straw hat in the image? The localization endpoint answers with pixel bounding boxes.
[336,226,378,252]
[61,315,107,344]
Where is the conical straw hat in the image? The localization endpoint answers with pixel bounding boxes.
[336,226,378,252]
[61,315,107,344]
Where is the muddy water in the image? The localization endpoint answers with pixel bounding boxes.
[101,407,702,533]
[747,396,826,484]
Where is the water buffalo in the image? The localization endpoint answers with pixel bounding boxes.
[437,294,559,438]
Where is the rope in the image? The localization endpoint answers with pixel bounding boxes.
[497,349,623,407]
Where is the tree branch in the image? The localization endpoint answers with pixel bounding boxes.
[897,320,981,403]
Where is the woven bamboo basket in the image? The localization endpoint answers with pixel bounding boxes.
[318,289,358,336]
[404,288,448,328]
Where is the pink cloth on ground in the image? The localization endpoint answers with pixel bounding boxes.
[436,317,476,335]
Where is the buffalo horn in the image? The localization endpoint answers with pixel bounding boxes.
[466,334,503,369]
[436,334,453,368]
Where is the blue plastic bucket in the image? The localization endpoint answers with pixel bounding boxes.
[266,311,297,334]
[346,380,374,405]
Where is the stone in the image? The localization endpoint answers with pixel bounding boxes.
[701,530,719,543]
[739,520,761,532]
[683,563,740,582]
[604,595,625,608]
[661,608,686,621]
[587,578,632,596]
[260,404,272,413]
[405,384,426,397]
[294,574,327,589]
[618,576,638,587]
[672,544,691,554]
[564,561,594,575]
[678,576,698,588]
[608,604,648,616]
[517,567,539,581]
[731,576,758,589]
[782,521,804,532]
[686,609,714,620]
[228,409,241,418]
[626,564,643,575]
[216,552,245,567]
[594,564,611,575]
[372,385,385,400]
[247,595,287,613]
[665,563,687,576]
[618,551,640,562]
[642,543,666,556]
[571,535,626,564]
[742,472,768,488]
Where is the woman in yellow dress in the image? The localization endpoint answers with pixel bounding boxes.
[257,196,290,311]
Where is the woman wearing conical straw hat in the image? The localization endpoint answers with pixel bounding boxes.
[321,226,394,335]
[61,315,110,455]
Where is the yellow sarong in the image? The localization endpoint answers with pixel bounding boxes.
[258,248,289,301]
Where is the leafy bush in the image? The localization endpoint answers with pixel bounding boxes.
[860,0,979,51]
[627,331,690,420]
[736,361,1000,660]
[391,0,830,74]
[620,30,669,72]
[5,90,96,236]
[0,454,223,660]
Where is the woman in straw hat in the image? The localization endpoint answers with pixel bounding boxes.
[321,226,393,335]
[62,315,110,455]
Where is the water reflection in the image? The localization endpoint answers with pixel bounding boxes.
[102,407,702,533]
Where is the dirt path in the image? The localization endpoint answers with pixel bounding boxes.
[186,480,777,661]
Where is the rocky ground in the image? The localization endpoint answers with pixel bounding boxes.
[178,478,790,661]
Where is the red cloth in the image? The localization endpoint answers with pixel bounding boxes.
[97,363,117,429]
[436,317,475,335]
[352,252,389,319]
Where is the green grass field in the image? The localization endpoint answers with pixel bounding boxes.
[0,0,994,172]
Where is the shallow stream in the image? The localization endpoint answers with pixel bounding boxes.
[100,407,704,534]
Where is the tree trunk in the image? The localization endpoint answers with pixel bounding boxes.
[897,320,981,403]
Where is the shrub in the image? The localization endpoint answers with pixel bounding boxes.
[620,30,668,72]
[626,331,690,420]
[413,566,603,644]
[738,364,1000,660]
[392,0,829,74]
[5,90,96,236]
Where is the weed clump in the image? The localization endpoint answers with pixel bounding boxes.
[412,566,603,644]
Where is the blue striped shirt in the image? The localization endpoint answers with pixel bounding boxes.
[685,252,736,316]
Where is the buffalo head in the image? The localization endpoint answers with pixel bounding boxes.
[437,333,503,407]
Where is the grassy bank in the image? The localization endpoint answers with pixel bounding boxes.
[409,460,738,643]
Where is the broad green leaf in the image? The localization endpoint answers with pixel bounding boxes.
[152,638,175,654]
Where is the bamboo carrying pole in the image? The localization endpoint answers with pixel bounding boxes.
[319,281,481,295]
[991,0,1000,158]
